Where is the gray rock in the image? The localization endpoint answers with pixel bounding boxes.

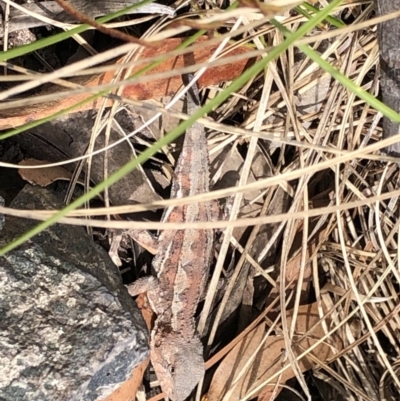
[0,186,149,401]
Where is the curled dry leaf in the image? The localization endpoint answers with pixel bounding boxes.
[207,303,342,401]
[1,37,255,129]
[18,158,73,187]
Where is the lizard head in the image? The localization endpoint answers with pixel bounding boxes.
[151,334,205,401]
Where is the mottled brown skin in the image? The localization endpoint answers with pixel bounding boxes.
[126,79,217,401]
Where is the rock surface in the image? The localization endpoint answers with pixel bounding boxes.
[0,186,149,401]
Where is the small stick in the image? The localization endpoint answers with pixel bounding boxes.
[53,0,158,47]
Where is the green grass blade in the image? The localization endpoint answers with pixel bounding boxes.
[297,2,345,28]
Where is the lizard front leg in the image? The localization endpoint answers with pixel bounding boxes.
[109,227,159,266]
[125,276,158,297]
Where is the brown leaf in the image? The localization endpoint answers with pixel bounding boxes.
[101,357,150,401]
[1,37,255,129]
[18,158,73,187]
[207,303,341,401]
[266,225,327,309]
[135,293,154,332]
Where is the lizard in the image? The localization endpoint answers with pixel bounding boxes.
[46,5,216,397]
[124,74,218,401]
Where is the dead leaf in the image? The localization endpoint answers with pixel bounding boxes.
[101,357,150,401]
[135,293,154,332]
[1,37,256,129]
[207,303,342,401]
[18,158,73,187]
[266,225,327,309]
